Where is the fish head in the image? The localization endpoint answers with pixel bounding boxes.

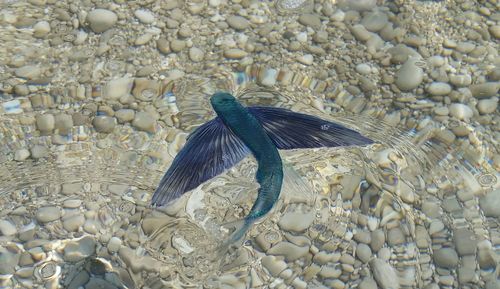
[210,92,237,110]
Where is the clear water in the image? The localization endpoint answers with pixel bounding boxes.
[1,1,499,289]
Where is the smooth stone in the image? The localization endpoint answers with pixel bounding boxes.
[30,145,49,159]
[370,258,400,289]
[63,199,82,208]
[54,114,73,134]
[370,229,385,252]
[261,256,287,277]
[361,11,388,32]
[297,54,314,65]
[354,231,371,244]
[92,116,116,133]
[313,30,328,43]
[313,251,339,265]
[188,47,204,62]
[489,25,500,39]
[449,103,473,120]
[156,38,170,54]
[449,74,472,87]
[62,214,85,232]
[64,236,96,262]
[134,9,155,24]
[356,63,372,75]
[260,68,278,87]
[427,82,452,96]
[0,247,21,274]
[226,15,249,30]
[356,243,372,263]
[132,111,156,133]
[298,14,321,29]
[453,229,477,256]
[0,220,17,236]
[479,188,500,218]
[458,267,475,284]
[115,109,135,123]
[433,248,459,269]
[350,24,371,42]
[319,265,342,279]
[278,210,315,232]
[87,9,118,33]
[135,33,153,45]
[103,77,133,100]
[359,277,378,289]
[340,0,376,11]
[267,242,308,261]
[15,65,42,79]
[14,148,30,161]
[469,82,500,98]
[387,227,405,246]
[107,236,122,253]
[395,58,424,91]
[36,206,61,223]
[477,97,498,114]
[223,48,247,59]
[33,20,51,38]
[170,39,186,52]
[36,114,55,132]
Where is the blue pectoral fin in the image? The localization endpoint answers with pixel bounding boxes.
[151,117,250,206]
[248,106,374,149]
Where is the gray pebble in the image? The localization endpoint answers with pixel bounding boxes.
[354,230,372,244]
[427,82,452,96]
[298,14,321,29]
[387,227,405,246]
[361,11,388,32]
[449,74,472,87]
[170,39,186,52]
[92,116,116,133]
[350,24,372,42]
[469,82,500,98]
[0,219,17,236]
[359,277,378,289]
[134,9,155,24]
[370,229,385,252]
[313,30,328,43]
[226,15,249,30]
[14,148,30,161]
[62,214,85,232]
[433,247,459,269]
[479,188,500,218]
[449,103,473,120]
[395,58,424,91]
[356,243,372,263]
[132,111,156,133]
[36,114,55,133]
[36,206,61,223]
[30,145,49,159]
[477,97,498,114]
[370,258,400,289]
[223,48,247,59]
[0,247,20,274]
[115,109,135,123]
[87,9,117,33]
[64,236,96,262]
[107,236,122,253]
[189,47,204,62]
[157,38,170,54]
[15,65,42,80]
[453,229,477,256]
[54,113,73,134]
[33,20,51,38]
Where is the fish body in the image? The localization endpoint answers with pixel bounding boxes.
[152,92,374,243]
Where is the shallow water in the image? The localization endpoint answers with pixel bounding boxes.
[1,0,500,288]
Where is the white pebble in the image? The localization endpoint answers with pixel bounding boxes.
[477,97,498,114]
[356,63,372,75]
[107,236,122,253]
[296,32,308,43]
[297,54,314,65]
[134,9,155,24]
[427,82,452,96]
[449,103,473,120]
[86,9,117,33]
[0,220,17,236]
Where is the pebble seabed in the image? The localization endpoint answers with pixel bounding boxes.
[0,0,499,288]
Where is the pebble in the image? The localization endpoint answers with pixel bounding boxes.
[14,148,30,161]
[427,82,452,96]
[103,77,133,100]
[92,116,116,133]
[479,188,500,218]
[267,241,308,261]
[319,265,342,279]
[115,109,135,123]
[107,236,122,253]
[62,214,85,232]
[361,11,388,32]
[261,256,287,277]
[298,14,321,29]
[356,63,372,75]
[87,9,118,33]
[223,48,247,59]
[356,243,372,263]
[370,229,385,252]
[226,15,250,30]
[469,82,500,98]
[0,219,17,236]
[297,54,314,65]
[278,210,315,232]
[30,145,49,159]
[54,114,74,134]
[156,38,170,54]
[359,277,378,289]
[36,206,61,223]
[477,97,498,114]
[15,65,42,80]
[395,58,424,91]
[36,114,55,133]
[132,111,156,133]
[449,74,472,87]
[449,103,473,120]
[188,47,204,62]
[170,39,186,52]
[370,258,400,289]
[33,21,51,38]
[453,229,477,256]
[64,236,96,262]
[0,246,20,275]
[135,33,153,45]
[387,227,405,246]
[433,247,459,269]
[489,25,500,39]
[134,9,155,24]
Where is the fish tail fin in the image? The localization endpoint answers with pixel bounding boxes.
[216,219,252,257]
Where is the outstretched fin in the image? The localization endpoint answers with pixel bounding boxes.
[151,117,250,206]
[248,106,374,149]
